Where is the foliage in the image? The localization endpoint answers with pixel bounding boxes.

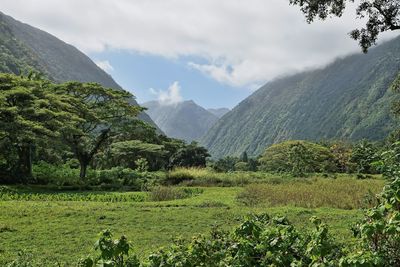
[259,140,336,175]
[58,82,142,179]
[328,141,355,173]
[211,156,239,172]
[0,73,76,182]
[351,177,400,266]
[72,215,344,266]
[135,158,149,172]
[289,0,400,52]
[79,229,140,267]
[373,141,400,177]
[350,139,379,174]
[169,141,210,168]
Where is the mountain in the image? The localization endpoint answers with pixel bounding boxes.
[0,12,157,128]
[207,108,230,118]
[201,36,400,158]
[143,100,219,142]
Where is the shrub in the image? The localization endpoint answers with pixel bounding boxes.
[234,161,248,171]
[78,229,140,267]
[32,162,81,186]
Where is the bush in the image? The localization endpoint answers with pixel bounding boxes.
[31,163,165,190]
[32,162,81,186]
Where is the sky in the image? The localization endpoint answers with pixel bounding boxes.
[1,0,397,109]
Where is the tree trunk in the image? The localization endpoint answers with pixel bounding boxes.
[16,143,33,183]
[79,158,89,180]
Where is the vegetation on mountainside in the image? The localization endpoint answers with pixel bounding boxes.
[201,36,400,158]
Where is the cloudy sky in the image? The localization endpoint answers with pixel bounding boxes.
[1,0,397,108]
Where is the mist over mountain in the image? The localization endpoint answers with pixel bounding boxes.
[0,12,157,128]
[143,100,220,142]
[201,36,400,158]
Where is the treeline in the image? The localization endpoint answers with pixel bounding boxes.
[0,73,209,185]
[210,138,400,177]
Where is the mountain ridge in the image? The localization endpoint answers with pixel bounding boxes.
[0,12,158,128]
[201,35,400,158]
[143,100,220,142]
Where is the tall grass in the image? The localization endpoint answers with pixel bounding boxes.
[237,177,384,209]
[165,168,283,187]
[149,186,203,201]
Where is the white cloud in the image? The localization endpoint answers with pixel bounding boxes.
[95,60,114,73]
[150,81,183,105]
[1,0,398,87]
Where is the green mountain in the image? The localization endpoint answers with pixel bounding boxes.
[207,108,230,118]
[0,12,157,127]
[201,36,400,158]
[143,100,219,142]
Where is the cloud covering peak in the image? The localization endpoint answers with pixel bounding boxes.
[150,81,183,105]
[2,0,397,88]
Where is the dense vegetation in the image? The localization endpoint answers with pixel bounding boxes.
[143,100,219,142]
[201,36,400,158]
[0,73,209,185]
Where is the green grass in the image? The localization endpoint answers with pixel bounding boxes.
[0,174,386,266]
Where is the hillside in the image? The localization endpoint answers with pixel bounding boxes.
[207,108,230,118]
[0,12,156,127]
[201,36,400,158]
[143,100,219,142]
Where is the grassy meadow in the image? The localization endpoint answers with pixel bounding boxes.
[0,170,385,266]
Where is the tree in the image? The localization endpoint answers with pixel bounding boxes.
[109,140,165,170]
[350,139,379,174]
[289,0,400,52]
[240,151,248,162]
[169,141,210,168]
[58,82,142,179]
[259,140,335,174]
[0,73,74,182]
[212,156,239,172]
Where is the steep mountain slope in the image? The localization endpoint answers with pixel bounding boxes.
[0,12,156,127]
[143,100,219,142]
[207,108,230,118]
[201,36,400,158]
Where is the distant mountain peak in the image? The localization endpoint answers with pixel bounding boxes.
[143,100,220,142]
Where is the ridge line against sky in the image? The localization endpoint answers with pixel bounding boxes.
[1,0,398,109]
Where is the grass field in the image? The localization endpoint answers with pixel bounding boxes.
[0,174,385,266]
